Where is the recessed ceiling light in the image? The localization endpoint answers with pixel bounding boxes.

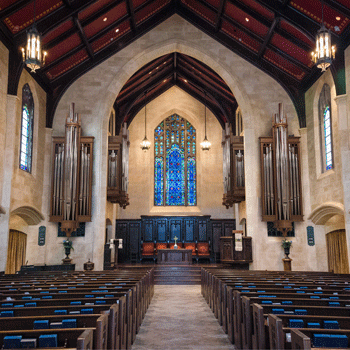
[184,79,188,83]
[245,17,249,22]
[103,17,107,22]
[156,66,159,69]
[163,79,167,83]
[336,16,341,21]
[149,71,152,74]
[115,28,119,33]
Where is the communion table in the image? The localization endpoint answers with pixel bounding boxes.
[157,249,192,265]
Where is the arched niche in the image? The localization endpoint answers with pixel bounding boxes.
[308,202,345,225]
[10,206,44,226]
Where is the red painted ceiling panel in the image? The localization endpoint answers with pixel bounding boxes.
[221,19,260,52]
[0,0,18,11]
[46,48,88,80]
[271,33,312,68]
[91,20,131,53]
[239,0,274,20]
[336,0,350,8]
[132,0,147,10]
[279,19,314,47]
[135,0,171,24]
[84,2,128,39]
[291,0,350,34]
[181,0,216,25]
[42,19,74,45]
[225,1,269,38]
[78,0,116,22]
[4,1,63,34]
[45,33,82,65]
[264,48,305,80]
[206,0,220,9]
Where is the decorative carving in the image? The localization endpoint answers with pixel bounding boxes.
[222,124,245,208]
[50,103,94,236]
[107,123,130,208]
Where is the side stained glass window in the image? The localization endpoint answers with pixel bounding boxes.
[318,84,333,172]
[20,84,34,173]
[154,115,196,206]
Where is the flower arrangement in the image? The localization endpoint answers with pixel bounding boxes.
[281,239,292,249]
[62,239,74,251]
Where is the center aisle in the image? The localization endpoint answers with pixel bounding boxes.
[131,285,236,350]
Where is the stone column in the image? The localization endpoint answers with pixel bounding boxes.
[334,94,350,264]
[0,95,19,271]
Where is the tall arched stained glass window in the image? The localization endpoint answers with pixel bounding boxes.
[20,84,34,173]
[154,114,196,206]
[318,84,333,172]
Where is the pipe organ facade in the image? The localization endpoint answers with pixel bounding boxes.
[50,103,94,236]
[222,123,245,208]
[260,103,303,235]
[107,123,130,208]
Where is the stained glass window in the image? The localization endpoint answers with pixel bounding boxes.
[20,84,34,173]
[319,84,333,172]
[154,115,196,206]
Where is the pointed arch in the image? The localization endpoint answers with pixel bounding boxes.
[10,206,45,225]
[308,202,344,225]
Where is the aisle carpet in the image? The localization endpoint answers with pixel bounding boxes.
[131,285,236,350]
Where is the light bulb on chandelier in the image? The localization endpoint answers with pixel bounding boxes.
[200,92,211,151]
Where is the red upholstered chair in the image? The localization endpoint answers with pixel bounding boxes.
[184,242,197,256]
[141,242,155,262]
[196,242,211,263]
[155,242,168,253]
[169,242,183,249]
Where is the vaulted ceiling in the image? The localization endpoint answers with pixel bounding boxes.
[1,0,350,129]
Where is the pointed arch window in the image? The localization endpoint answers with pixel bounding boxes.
[20,84,34,173]
[319,84,333,172]
[154,114,196,206]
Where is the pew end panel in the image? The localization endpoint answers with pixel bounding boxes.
[290,329,311,350]
[77,329,93,350]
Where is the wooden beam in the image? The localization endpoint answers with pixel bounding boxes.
[257,17,280,59]
[126,0,137,33]
[73,16,94,60]
[215,0,226,32]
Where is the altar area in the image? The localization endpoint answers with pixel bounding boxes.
[157,248,192,265]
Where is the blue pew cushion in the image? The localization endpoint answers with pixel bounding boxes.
[329,302,340,307]
[33,320,49,329]
[20,339,37,348]
[14,305,24,307]
[54,310,67,315]
[62,319,77,328]
[295,309,307,315]
[39,334,58,348]
[323,320,339,329]
[272,308,284,314]
[85,295,94,298]
[25,302,36,307]
[96,300,106,304]
[59,290,67,293]
[307,322,321,328]
[1,303,13,308]
[42,296,52,299]
[262,301,273,304]
[70,301,81,305]
[4,335,22,349]
[1,311,14,317]
[289,319,304,328]
[81,308,93,314]
[282,301,293,305]
[313,334,348,348]
[22,296,32,300]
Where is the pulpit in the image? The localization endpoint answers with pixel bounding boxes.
[220,231,252,268]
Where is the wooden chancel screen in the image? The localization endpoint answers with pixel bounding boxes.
[107,123,130,208]
[260,103,303,235]
[222,123,245,208]
[50,103,94,236]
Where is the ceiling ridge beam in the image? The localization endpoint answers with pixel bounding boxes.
[257,17,280,59]
[215,0,227,32]
[126,0,137,33]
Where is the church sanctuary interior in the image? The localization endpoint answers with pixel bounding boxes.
[2,0,350,349]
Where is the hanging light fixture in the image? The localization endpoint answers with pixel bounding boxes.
[311,1,336,72]
[21,0,47,73]
[140,99,151,152]
[200,92,211,151]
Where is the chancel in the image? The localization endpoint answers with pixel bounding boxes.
[1,1,350,349]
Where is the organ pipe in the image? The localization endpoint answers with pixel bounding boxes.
[107,123,130,208]
[222,123,245,208]
[260,103,303,236]
[50,103,94,236]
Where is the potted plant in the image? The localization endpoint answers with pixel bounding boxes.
[62,239,74,263]
[281,239,292,258]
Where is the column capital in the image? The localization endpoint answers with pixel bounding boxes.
[334,94,348,104]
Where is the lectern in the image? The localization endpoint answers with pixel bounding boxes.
[220,231,252,269]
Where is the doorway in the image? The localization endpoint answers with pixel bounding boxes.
[326,229,349,274]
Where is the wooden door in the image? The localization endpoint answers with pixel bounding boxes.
[326,230,349,274]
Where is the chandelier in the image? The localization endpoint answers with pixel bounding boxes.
[21,0,47,72]
[311,2,336,72]
[200,92,211,151]
[140,100,151,152]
